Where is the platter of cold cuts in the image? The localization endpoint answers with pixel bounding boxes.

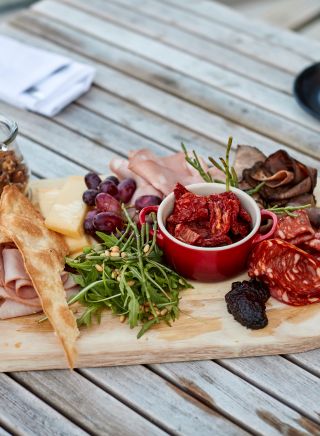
[0,140,319,372]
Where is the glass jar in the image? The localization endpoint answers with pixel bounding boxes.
[0,115,29,195]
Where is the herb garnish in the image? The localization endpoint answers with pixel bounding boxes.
[182,137,238,190]
[267,203,311,217]
[65,207,192,338]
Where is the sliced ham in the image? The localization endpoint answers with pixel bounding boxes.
[110,156,162,203]
[110,149,225,200]
[0,247,78,319]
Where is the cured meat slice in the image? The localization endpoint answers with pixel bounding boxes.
[302,232,320,252]
[274,210,315,245]
[0,247,79,318]
[248,239,320,306]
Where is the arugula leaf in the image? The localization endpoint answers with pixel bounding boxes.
[66,207,192,338]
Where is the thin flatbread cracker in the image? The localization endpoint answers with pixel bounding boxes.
[0,186,79,367]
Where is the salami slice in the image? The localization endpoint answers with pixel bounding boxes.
[248,239,320,306]
[274,210,314,246]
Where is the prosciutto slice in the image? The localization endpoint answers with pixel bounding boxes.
[110,149,225,199]
[0,247,78,319]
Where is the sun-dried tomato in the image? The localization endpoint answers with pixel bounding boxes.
[174,223,203,245]
[166,184,252,247]
[174,182,189,200]
[169,192,208,224]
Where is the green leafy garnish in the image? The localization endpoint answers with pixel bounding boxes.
[267,204,311,217]
[65,206,192,338]
[182,137,238,190]
[245,181,266,196]
[181,142,214,183]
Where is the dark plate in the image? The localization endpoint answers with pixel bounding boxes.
[294,63,320,120]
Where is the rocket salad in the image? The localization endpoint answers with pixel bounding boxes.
[66,207,192,338]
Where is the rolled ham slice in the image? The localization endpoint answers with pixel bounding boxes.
[0,247,78,319]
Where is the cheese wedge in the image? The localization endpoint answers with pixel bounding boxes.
[45,176,88,238]
[38,187,60,218]
[64,234,89,254]
[38,184,89,253]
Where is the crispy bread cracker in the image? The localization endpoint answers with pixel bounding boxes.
[0,186,79,367]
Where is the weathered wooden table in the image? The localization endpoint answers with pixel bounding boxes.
[1,0,320,434]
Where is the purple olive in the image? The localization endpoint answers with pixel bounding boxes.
[106,175,119,186]
[86,209,99,220]
[118,178,136,203]
[93,212,123,234]
[95,192,121,214]
[83,210,99,235]
[135,195,162,211]
[84,172,101,190]
[82,189,98,206]
[99,180,118,197]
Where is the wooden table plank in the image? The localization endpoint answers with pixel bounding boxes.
[0,374,87,436]
[1,1,320,434]
[0,101,119,173]
[12,370,166,436]
[239,0,320,30]
[79,0,311,78]
[64,0,295,89]
[20,136,87,178]
[301,20,320,39]
[288,349,320,377]
[108,0,311,71]
[151,361,320,435]
[219,355,320,423]
[81,366,247,435]
[167,0,320,59]
[4,21,320,169]
[6,18,320,162]
[30,0,320,136]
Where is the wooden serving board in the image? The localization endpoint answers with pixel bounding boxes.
[0,181,319,372]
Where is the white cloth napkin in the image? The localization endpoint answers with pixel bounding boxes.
[0,35,95,116]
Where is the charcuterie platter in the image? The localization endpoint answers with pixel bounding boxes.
[0,142,319,372]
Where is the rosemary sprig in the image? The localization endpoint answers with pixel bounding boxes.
[182,137,238,191]
[209,137,238,191]
[245,181,266,196]
[181,142,213,183]
[267,203,311,217]
[63,205,192,338]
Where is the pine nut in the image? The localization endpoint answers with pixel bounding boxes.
[160,309,168,316]
[148,315,154,321]
[111,245,120,252]
[119,315,126,323]
[121,251,127,258]
[104,250,110,257]
[95,264,103,272]
[110,252,120,257]
[143,244,150,253]
[127,280,135,287]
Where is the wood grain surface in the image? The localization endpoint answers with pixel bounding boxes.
[1,1,320,434]
[1,180,319,373]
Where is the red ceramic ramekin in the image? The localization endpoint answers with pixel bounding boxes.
[139,183,277,282]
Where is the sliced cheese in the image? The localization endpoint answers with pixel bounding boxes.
[29,177,66,205]
[45,176,88,238]
[38,188,60,218]
[64,234,89,254]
